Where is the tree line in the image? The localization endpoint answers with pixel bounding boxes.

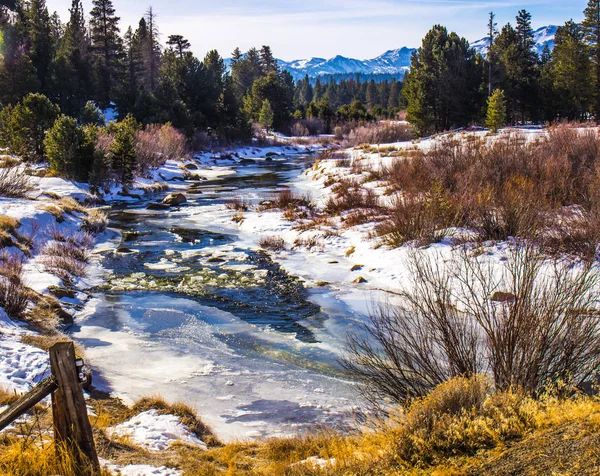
[0,0,404,142]
[404,2,600,135]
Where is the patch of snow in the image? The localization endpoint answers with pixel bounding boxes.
[109,409,207,452]
[0,339,51,392]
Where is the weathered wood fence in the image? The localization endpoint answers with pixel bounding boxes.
[0,342,99,473]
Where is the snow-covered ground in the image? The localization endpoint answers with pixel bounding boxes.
[0,130,560,473]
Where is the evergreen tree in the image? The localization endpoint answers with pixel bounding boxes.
[79,100,104,125]
[260,45,277,73]
[388,78,400,110]
[404,25,484,135]
[583,0,600,120]
[25,0,54,94]
[0,15,40,106]
[44,114,95,180]
[551,20,592,120]
[365,79,378,109]
[89,0,123,106]
[0,92,59,161]
[486,89,506,132]
[110,114,138,189]
[53,0,92,115]
[166,34,190,59]
[487,11,498,96]
[259,98,273,131]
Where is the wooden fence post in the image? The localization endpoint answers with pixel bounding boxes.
[49,342,100,473]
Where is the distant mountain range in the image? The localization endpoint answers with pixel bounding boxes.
[471,25,557,57]
[266,25,557,81]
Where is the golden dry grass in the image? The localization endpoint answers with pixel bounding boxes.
[2,377,600,475]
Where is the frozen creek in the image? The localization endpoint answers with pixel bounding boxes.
[72,154,369,442]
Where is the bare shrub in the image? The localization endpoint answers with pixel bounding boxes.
[41,231,93,279]
[290,122,309,137]
[225,197,250,212]
[41,255,87,278]
[325,181,379,215]
[49,227,94,248]
[0,251,24,284]
[0,278,30,318]
[344,121,415,147]
[258,235,287,251]
[136,124,189,172]
[343,244,600,408]
[375,189,456,247]
[0,253,29,317]
[373,128,600,254]
[0,167,34,198]
[293,235,324,251]
[43,241,90,263]
[260,189,313,211]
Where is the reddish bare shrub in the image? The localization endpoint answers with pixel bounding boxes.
[344,121,414,147]
[136,124,189,172]
[325,180,379,215]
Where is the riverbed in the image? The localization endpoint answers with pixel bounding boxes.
[72,153,371,442]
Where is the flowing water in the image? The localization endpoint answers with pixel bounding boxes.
[72,155,368,441]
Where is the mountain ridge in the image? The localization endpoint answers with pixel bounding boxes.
[258,25,558,80]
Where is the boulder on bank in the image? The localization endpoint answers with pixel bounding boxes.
[162,193,187,206]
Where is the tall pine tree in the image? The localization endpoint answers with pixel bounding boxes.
[583,0,600,121]
[89,0,123,107]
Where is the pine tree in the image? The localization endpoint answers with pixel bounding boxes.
[404,25,484,135]
[110,114,138,189]
[487,11,498,96]
[0,16,40,105]
[583,0,600,121]
[486,89,506,133]
[259,99,273,132]
[44,114,94,180]
[260,45,277,74]
[366,79,377,110]
[166,35,190,59]
[54,0,92,115]
[388,78,400,110]
[0,92,59,161]
[492,15,539,124]
[25,0,54,93]
[89,0,123,106]
[551,20,592,120]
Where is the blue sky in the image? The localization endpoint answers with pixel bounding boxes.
[49,0,588,60]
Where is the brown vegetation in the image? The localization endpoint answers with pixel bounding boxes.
[258,235,287,251]
[0,167,34,198]
[343,243,600,408]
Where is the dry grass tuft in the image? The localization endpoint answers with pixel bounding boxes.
[258,235,287,251]
[81,208,108,234]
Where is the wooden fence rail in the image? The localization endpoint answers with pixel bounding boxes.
[0,342,100,473]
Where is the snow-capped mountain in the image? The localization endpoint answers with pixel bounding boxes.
[278,47,415,80]
[471,25,557,57]
[226,25,557,80]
